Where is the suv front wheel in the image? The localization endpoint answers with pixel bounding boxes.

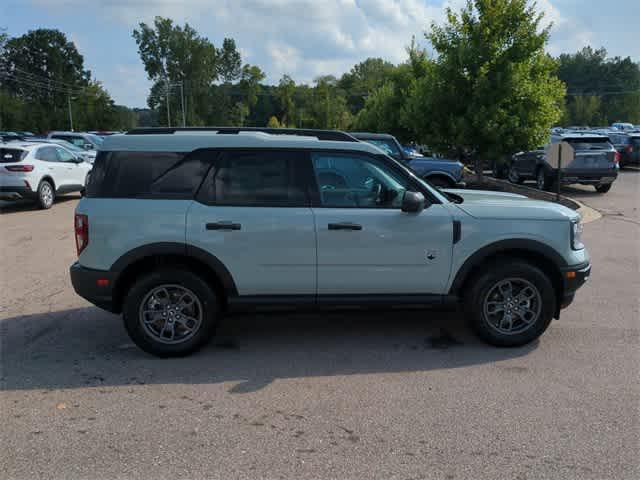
[123,268,219,357]
[464,260,555,347]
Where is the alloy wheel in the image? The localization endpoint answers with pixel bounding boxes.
[483,278,542,335]
[139,284,203,344]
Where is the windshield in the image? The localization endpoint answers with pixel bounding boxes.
[363,139,402,159]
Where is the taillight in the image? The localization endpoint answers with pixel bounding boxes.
[75,214,89,256]
[5,165,34,172]
[613,151,620,164]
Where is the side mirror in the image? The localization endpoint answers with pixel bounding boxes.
[74,156,85,163]
[401,191,425,213]
[83,143,93,150]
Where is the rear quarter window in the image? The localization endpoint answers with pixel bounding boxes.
[86,150,212,199]
[0,148,27,163]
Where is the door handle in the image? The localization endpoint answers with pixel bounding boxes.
[206,222,241,231]
[328,222,362,231]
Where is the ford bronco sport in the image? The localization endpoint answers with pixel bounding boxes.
[70,127,590,357]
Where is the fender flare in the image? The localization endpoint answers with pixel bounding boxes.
[110,242,238,296]
[449,238,567,294]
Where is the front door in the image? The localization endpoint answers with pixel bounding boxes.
[55,146,85,189]
[186,149,317,296]
[310,151,453,295]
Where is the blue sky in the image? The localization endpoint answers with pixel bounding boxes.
[3,0,639,108]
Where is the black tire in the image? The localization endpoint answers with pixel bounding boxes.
[36,179,55,209]
[595,183,611,193]
[426,175,454,188]
[123,268,220,357]
[507,164,524,184]
[463,260,556,347]
[536,167,555,191]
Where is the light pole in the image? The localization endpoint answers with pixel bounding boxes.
[165,77,171,127]
[67,92,74,131]
[179,81,186,127]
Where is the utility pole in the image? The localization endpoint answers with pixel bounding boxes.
[165,77,171,127]
[67,92,74,131]
[179,81,186,127]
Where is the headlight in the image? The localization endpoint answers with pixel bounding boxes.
[571,219,584,250]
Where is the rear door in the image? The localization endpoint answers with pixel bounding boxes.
[187,149,317,295]
[309,151,453,295]
[35,146,69,189]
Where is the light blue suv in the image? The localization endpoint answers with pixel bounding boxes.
[70,127,590,357]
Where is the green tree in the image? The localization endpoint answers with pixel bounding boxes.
[133,17,219,125]
[338,58,395,113]
[276,75,296,127]
[410,0,565,176]
[218,38,242,83]
[557,47,640,125]
[0,29,91,131]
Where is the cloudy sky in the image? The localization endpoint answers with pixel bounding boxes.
[3,0,639,108]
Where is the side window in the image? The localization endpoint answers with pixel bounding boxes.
[86,151,211,199]
[56,147,76,162]
[36,146,58,162]
[311,152,409,208]
[197,150,309,206]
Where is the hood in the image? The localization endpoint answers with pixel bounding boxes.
[443,188,579,221]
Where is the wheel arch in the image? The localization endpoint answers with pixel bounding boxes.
[110,242,238,313]
[39,175,56,190]
[450,239,566,317]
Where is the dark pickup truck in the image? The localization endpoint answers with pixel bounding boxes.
[350,132,465,188]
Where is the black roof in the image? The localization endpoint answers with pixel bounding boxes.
[125,127,358,142]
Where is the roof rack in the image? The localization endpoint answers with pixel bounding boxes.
[125,127,358,142]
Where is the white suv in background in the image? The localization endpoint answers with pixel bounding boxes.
[0,142,92,209]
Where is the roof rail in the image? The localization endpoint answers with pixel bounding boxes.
[125,127,358,142]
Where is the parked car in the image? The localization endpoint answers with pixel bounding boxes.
[70,127,590,357]
[350,132,465,188]
[0,142,92,208]
[611,122,635,132]
[27,138,97,164]
[607,131,640,167]
[507,133,619,193]
[47,131,104,151]
[0,131,24,142]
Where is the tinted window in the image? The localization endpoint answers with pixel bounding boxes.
[565,138,612,151]
[311,152,409,208]
[86,150,211,199]
[36,146,59,162]
[0,148,27,163]
[197,150,308,206]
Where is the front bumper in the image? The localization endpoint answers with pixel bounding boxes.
[559,261,591,309]
[70,262,118,313]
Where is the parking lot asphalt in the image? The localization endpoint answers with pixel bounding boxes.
[1,171,639,480]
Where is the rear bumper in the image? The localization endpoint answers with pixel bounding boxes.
[559,170,617,185]
[559,261,591,309]
[0,185,36,200]
[70,262,118,313]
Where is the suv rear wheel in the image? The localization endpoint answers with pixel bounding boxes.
[536,168,555,191]
[464,260,555,347]
[123,268,219,357]
[595,183,611,193]
[37,179,55,209]
[507,164,523,184]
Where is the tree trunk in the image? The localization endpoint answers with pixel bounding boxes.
[474,156,484,184]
